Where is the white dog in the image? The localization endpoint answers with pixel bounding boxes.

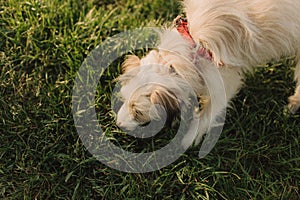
[116,0,300,147]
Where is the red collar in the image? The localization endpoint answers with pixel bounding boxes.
[174,16,213,62]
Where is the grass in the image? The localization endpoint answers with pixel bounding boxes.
[0,0,299,199]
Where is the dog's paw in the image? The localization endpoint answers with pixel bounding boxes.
[181,131,205,149]
[180,117,202,149]
[181,134,194,149]
[288,94,300,114]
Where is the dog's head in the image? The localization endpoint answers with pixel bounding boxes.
[115,30,207,131]
[116,51,183,131]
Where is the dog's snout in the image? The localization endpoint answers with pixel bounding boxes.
[116,121,130,131]
[116,121,124,128]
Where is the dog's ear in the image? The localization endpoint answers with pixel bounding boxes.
[150,87,180,124]
[116,55,140,85]
[122,55,141,73]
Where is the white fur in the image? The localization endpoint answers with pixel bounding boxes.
[116,0,300,147]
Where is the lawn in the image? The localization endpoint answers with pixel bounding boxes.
[0,0,299,199]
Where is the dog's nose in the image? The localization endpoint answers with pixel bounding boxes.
[116,121,122,127]
[117,121,126,130]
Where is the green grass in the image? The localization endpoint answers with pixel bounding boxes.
[1,0,299,199]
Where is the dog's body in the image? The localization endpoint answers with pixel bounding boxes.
[116,0,300,147]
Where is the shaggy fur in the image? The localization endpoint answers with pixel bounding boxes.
[116,0,300,148]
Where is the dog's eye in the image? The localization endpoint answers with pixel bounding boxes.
[140,121,150,127]
[132,109,145,123]
[134,110,143,117]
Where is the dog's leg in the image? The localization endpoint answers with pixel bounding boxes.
[181,102,210,148]
[288,58,300,114]
[194,99,217,145]
[182,65,243,148]
[181,95,227,148]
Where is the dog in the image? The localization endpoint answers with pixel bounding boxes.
[116,0,300,148]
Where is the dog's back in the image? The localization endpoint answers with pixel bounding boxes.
[184,0,300,68]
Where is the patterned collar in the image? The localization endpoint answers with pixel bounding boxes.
[174,16,221,65]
